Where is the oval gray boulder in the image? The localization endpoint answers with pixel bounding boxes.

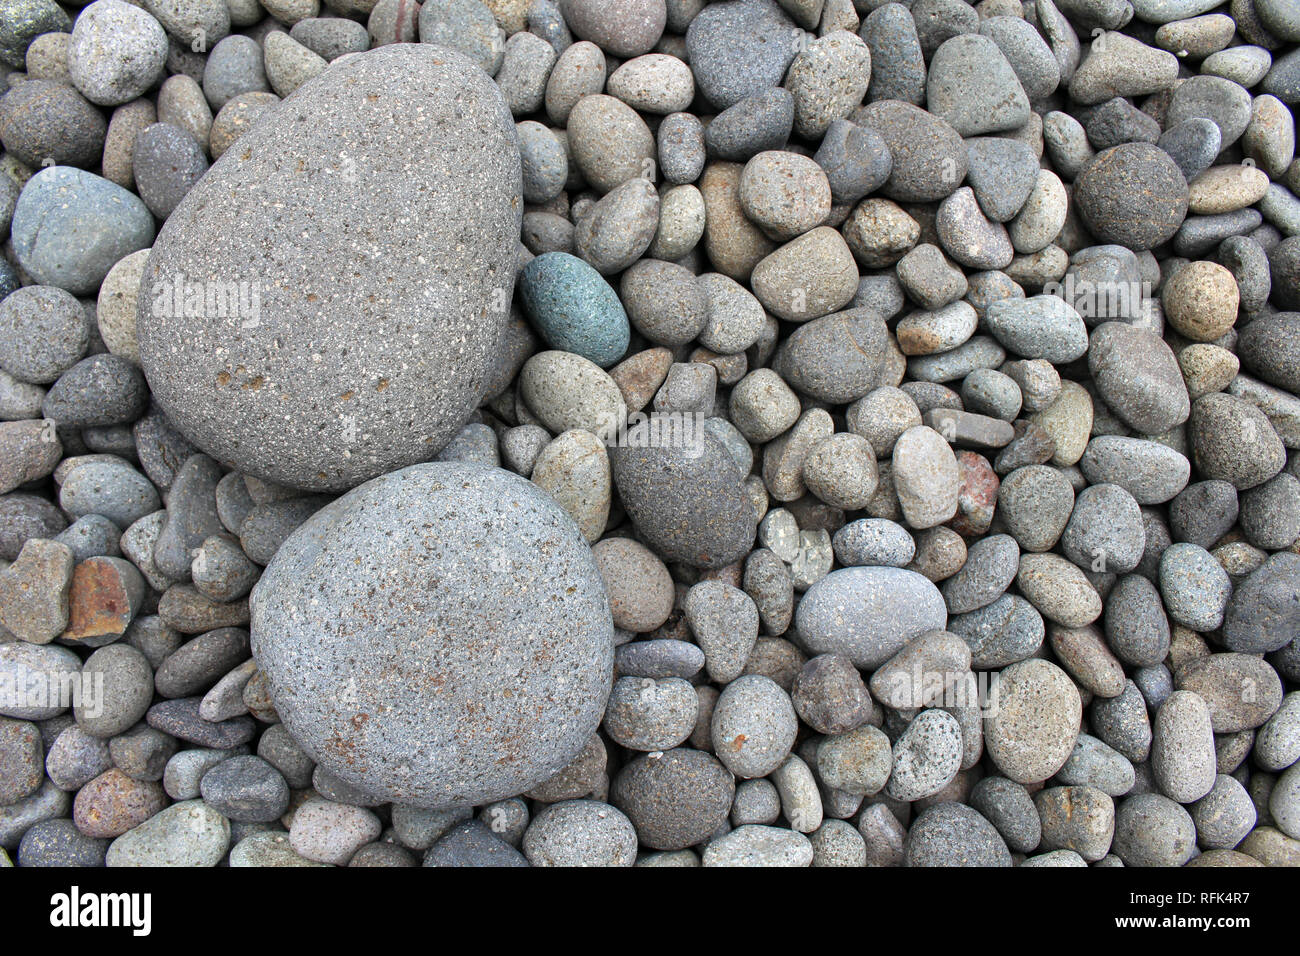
[138,45,522,492]
[794,566,948,669]
[250,462,615,809]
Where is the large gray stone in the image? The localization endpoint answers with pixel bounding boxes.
[250,463,614,810]
[138,45,522,492]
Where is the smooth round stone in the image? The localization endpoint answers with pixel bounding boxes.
[963,137,1038,226]
[614,640,704,680]
[42,354,149,428]
[1175,650,1284,733]
[416,0,502,77]
[74,643,153,739]
[0,285,90,385]
[984,658,1082,784]
[202,36,270,111]
[1016,551,1103,627]
[1162,260,1239,342]
[1112,792,1196,866]
[519,252,629,368]
[1224,553,1300,654]
[133,122,209,220]
[942,534,1019,614]
[68,0,168,107]
[738,151,830,242]
[710,674,797,779]
[1151,690,1216,803]
[803,434,878,511]
[573,176,660,275]
[606,53,693,114]
[250,463,614,809]
[560,0,665,57]
[0,0,70,69]
[927,34,1030,137]
[105,799,229,867]
[566,94,654,194]
[786,30,872,140]
[1237,311,1300,395]
[1078,436,1190,504]
[592,537,673,633]
[1056,733,1136,797]
[17,818,109,866]
[290,17,369,61]
[228,830,325,867]
[138,45,520,493]
[685,0,798,110]
[831,518,915,568]
[794,566,948,669]
[1074,143,1189,250]
[1060,483,1144,575]
[199,754,289,823]
[1034,785,1115,861]
[1087,322,1189,434]
[1091,679,1154,763]
[616,261,707,351]
[1189,393,1286,490]
[1192,775,1257,850]
[73,769,167,838]
[891,425,960,530]
[209,91,279,159]
[1239,473,1300,550]
[984,295,1087,364]
[852,100,967,203]
[970,776,1040,853]
[611,748,734,851]
[603,676,696,751]
[905,803,1012,867]
[998,464,1073,552]
[517,122,566,204]
[496,31,557,117]
[773,309,889,404]
[949,594,1045,669]
[658,112,706,185]
[1167,75,1253,149]
[611,430,756,569]
[750,227,858,322]
[814,119,891,207]
[0,717,43,804]
[522,799,637,867]
[790,655,873,737]
[519,352,625,437]
[0,80,106,170]
[936,187,1014,270]
[1159,542,1232,631]
[1104,574,1170,667]
[11,167,155,296]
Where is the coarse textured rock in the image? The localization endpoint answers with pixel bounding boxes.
[138,45,522,492]
[251,463,614,809]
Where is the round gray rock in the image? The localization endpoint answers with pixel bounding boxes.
[138,45,522,492]
[250,462,615,809]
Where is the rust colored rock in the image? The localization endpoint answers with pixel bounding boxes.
[72,768,166,838]
[949,451,1000,537]
[61,556,146,644]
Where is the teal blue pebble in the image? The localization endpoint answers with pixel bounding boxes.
[519,251,630,368]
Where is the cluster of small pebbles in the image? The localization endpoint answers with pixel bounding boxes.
[1,0,1299,869]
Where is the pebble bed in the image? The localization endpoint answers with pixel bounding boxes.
[0,0,1298,869]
